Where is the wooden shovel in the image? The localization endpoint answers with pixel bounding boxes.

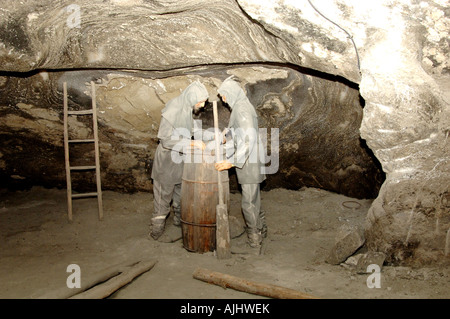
[213,101,231,259]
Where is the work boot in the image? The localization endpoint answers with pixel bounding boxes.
[150,218,166,240]
[247,229,262,248]
[173,210,181,227]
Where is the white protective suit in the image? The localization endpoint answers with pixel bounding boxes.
[150,81,209,236]
[218,78,266,244]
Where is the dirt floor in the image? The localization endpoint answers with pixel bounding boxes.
[0,186,449,300]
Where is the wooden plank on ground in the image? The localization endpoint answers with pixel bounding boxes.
[193,267,319,299]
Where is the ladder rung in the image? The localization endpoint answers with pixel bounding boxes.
[72,192,98,198]
[68,110,94,115]
[70,165,97,170]
[69,139,95,143]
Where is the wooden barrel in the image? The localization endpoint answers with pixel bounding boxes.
[181,149,229,253]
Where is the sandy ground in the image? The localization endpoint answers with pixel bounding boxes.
[0,186,449,300]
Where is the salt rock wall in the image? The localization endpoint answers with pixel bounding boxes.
[357,4,450,264]
[238,0,450,264]
[0,0,298,73]
[0,65,383,198]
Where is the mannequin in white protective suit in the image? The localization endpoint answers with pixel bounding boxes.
[215,77,267,248]
[150,80,209,240]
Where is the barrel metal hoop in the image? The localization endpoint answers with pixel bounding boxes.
[180,218,216,227]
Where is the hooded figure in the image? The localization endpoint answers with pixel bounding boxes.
[150,80,209,240]
[216,77,266,248]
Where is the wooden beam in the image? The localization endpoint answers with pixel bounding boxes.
[193,267,319,299]
[70,260,157,299]
[38,260,143,299]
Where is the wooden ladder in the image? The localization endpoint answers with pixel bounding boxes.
[63,81,103,222]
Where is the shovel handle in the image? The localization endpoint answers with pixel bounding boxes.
[213,101,224,205]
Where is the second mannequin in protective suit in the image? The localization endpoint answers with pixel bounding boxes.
[150,80,209,240]
[215,77,267,248]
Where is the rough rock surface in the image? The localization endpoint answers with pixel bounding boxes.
[0,0,449,265]
[237,0,450,265]
[0,0,298,73]
[326,224,365,265]
[0,65,383,198]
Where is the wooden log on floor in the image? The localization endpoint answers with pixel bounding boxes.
[193,267,319,299]
[69,260,158,299]
[38,259,144,299]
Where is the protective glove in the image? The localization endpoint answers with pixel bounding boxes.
[215,160,233,171]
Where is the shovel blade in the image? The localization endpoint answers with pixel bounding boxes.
[216,204,231,259]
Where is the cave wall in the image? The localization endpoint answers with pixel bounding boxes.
[239,0,450,265]
[0,0,299,73]
[0,0,449,265]
[0,65,383,198]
